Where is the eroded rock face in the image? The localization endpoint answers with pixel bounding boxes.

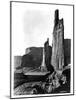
[51,10,64,70]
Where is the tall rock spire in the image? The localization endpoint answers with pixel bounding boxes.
[51,9,64,70]
[40,39,50,72]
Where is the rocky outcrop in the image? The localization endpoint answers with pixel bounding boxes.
[64,39,71,66]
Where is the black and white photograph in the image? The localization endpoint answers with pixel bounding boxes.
[10,1,74,98]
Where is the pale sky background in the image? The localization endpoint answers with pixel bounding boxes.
[12,2,73,55]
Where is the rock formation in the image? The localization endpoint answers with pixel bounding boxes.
[40,43,48,72]
[44,38,50,69]
[40,38,52,72]
[51,9,64,70]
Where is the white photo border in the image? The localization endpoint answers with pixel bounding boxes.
[10,1,74,99]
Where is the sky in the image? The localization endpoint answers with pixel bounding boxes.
[12,2,73,55]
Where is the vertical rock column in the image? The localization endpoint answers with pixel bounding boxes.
[41,46,48,72]
[44,38,50,70]
[51,9,64,70]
